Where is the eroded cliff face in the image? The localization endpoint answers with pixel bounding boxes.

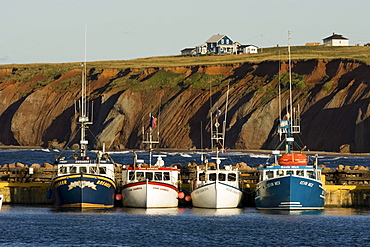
[1,59,370,152]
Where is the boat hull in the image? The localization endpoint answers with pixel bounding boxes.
[191,182,243,209]
[255,175,325,210]
[122,180,179,208]
[51,174,116,208]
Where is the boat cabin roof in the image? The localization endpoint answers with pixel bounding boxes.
[258,165,320,170]
[122,166,178,171]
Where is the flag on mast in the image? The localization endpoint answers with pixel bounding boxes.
[149,116,157,128]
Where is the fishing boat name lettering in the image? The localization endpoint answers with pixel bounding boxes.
[299,181,314,187]
[194,187,209,194]
[68,181,97,190]
[97,180,111,188]
[267,181,281,187]
[55,180,67,188]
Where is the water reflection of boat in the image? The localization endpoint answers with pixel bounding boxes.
[121,207,180,215]
[258,209,324,216]
[191,207,243,216]
[0,194,3,210]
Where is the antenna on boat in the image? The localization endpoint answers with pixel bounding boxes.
[142,113,159,167]
[78,25,92,158]
[210,85,229,169]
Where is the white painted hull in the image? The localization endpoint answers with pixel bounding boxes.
[122,180,178,208]
[191,182,243,209]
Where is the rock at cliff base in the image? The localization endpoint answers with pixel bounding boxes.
[339,144,350,153]
[43,163,53,168]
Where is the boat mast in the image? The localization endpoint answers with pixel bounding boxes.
[210,85,229,169]
[143,113,159,167]
[78,26,92,158]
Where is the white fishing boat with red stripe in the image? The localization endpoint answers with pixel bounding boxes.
[121,114,180,208]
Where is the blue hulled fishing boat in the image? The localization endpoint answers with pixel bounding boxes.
[48,33,117,208]
[255,32,325,210]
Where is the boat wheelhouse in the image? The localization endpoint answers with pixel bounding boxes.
[121,155,179,208]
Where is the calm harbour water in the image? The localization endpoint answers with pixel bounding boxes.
[0,149,370,246]
[0,206,369,247]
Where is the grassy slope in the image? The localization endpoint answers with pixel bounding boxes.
[1,46,370,70]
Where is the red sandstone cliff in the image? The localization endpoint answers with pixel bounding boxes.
[1,59,370,152]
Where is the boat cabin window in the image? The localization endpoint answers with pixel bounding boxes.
[266,171,274,179]
[146,172,153,180]
[99,167,106,174]
[80,167,87,173]
[297,170,304,176]
[277,170,284,177]
[209,173,217,181]
[163,172,170,181]
[218,173,226,181]
[129,171,135,180]
[228,173,236,181]
[307,171,315,178]
[136,172,145,180]
[199,172,205,181]
[59,167,67,174]
[90,167,97,174]
[155,172,162,180]
[70,166,77,174]
[286,170,294,175]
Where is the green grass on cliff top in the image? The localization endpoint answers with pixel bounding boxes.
[2,46,370,69]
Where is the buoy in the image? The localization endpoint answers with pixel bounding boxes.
[178,192,185,200]
[185,195,192,202]
[115,193,123,201]
[46,189,52,199]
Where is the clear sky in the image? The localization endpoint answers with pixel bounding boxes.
[1,0,369,65]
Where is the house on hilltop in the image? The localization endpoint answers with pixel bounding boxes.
[181,48,196,56]
[323,33,349,46]
[186,34,258,56]
[237,44,258,54]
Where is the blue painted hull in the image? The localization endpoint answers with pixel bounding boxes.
[255,175,325,210]
[51,174,116,208]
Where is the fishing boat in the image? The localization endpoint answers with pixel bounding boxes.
[121,114,180,208]
[48,32,117,208]
[190,87,243,209]
[254,32,325,210]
